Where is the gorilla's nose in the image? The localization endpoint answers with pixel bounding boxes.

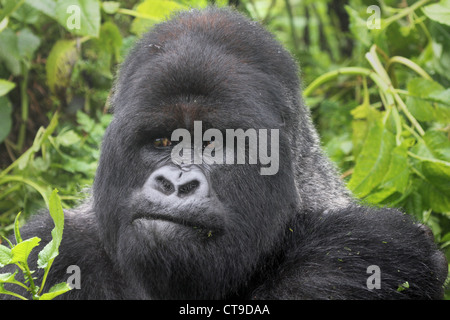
[146,165,209,199]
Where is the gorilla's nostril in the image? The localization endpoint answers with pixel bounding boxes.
[178,180,200,197]
[155,176,175,195]
[146,166,209,200]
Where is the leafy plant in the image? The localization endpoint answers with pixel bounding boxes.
[0,0,449,299]
[0,189,71,300]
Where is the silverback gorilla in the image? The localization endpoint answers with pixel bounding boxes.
[2,7,447,300]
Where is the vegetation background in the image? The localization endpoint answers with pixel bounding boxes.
[0,0,449,298]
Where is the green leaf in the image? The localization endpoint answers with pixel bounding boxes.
[0,28,21,75]
[422,0,450,26]
[37,190,65,269]
[10,237,41,264]
[412,131,450,162]
[420,159,450,213]
[0,245,13,268]
[409,132,450,213]
[57,130,81,147]
[364,143,410,204]
[25,0,56,19]
[0,96,13,143]
[0,28,40,74]
[46,40,78,94]
[406,78,450,122]
[16,112,59,174]
[348,120,396,198]
[102,1,120,14]
[10,2,39,24]
[345,6,372,47]
[39,282,72,300]
[0,0,20,21]
[380,144,410,193]
[130,0,187,35]
[17,28,41,61]
[0,271,17,283]
[55,0,101,37]
[14,211,23,244]
[0,79,15,96]
[397,281,410,292]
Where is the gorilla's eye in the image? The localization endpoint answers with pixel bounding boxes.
[153,137,172,148]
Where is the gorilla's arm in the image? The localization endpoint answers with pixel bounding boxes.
[252,205,448,300]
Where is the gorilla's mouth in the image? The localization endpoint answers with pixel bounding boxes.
[131,212,223,234]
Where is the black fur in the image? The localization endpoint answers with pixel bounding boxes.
[1,7,447,300]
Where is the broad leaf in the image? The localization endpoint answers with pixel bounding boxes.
[0,79,15,97]
[17,28,41,61]
[46,40,78,94]
[0,245,13,268]
[37,190,65,269]
[130,0,186,35]
[347,120,396,197]
[364,143,410,204]
[0,271,17,283]
[25,0,56,19]
[422,0,450,26]
[406,78,450,122]
[102,1,120,14]
[0,96,13,143]
[55,0,101,37]
[39,282,72,300]
[420,159,450,213]
[10,237,41,264]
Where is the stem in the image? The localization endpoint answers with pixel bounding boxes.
[402,122,423,141]
[366,45,425,136]
[408,151,450,165]
[38,259,54,296]
[0,291,28,300]
[0,176,49,207]
[386,56,432,80]
[393,92,425,136]
[10,278,31,292]
[303,67,387,97]
[383,0,432,28]
[0,0,25,22]
[17,68,29,152]
[0,112,59,181]
[21,262,38,299]
[391,106,403,146]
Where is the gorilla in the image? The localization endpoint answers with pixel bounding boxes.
[1,7,447,300]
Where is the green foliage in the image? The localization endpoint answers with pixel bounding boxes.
[0,0,449,299]
[0,189,71,300]
[422,0,450,26]
[292,0,450,297]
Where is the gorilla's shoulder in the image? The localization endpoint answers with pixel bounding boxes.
[252,205,448,300]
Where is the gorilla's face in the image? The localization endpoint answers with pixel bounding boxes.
[92,11,301,299]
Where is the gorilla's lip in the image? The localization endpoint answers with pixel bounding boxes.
[132,212,221,232]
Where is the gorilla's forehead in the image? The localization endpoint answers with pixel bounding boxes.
[112,9,295,131]
[117,57,285,131]
[123,99,283,136]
